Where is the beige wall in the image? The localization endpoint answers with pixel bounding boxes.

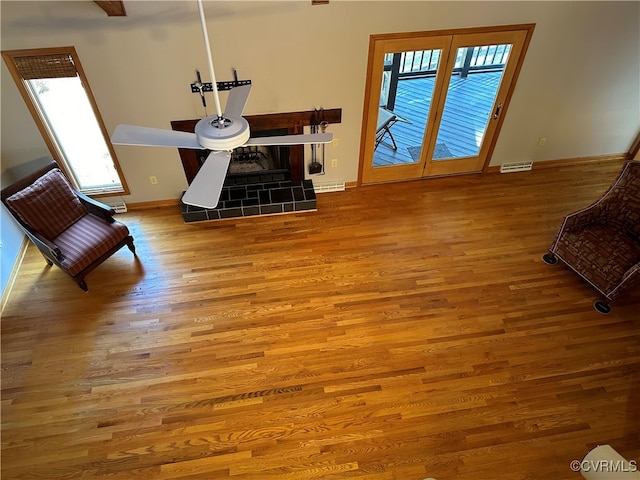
[2,1,639,204]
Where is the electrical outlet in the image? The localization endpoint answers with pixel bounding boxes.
[149,176,158,184]
[331,159,338,167]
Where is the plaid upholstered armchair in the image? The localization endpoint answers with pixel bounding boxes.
[1,161,135,291]
[543,160,640,313]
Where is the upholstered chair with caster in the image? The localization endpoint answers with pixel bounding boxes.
[543,160,640,314]
[1,161,136,291]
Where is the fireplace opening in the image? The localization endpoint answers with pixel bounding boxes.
[195,127,291,185]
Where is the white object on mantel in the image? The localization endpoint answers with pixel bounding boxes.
[581,445,640,479]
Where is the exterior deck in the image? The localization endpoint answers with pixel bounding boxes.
[373,70,503,167]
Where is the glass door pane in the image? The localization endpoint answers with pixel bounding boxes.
[423,29,528,177]
[432,44,510,161]
[373,49,442,168]
[360,33,452,185]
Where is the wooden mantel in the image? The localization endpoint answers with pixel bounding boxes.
[171,108,342,184]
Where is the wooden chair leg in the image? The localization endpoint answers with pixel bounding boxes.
[127,237,136,255]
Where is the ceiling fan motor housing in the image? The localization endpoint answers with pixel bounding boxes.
[195,114,250,150]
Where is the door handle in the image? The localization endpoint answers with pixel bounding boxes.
[493,102,503,120]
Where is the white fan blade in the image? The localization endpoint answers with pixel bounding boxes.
[224,84,252,117]
[112,124,203,149]
[245,132,333,146]
[181,150,231,209]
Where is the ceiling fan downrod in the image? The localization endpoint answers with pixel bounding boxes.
[196,0,224,124]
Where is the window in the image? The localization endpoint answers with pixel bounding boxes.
[2,47,129,196]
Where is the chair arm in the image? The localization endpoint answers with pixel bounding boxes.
[76,191,116,223]
[561,203,606,230]
[609,261,640,300]
[551,203,607,253]
[24,229,63,260]
[622,262,640,285]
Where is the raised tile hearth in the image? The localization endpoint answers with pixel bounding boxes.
[181,173,316,222]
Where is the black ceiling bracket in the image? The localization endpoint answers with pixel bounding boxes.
[190,68,251,93]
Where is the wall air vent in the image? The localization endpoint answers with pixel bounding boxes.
[313,181,345,193]
[105,201,128,213]
[500,161,533,173]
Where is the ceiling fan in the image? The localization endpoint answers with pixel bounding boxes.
[111,0,332,209]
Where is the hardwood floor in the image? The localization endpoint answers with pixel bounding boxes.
[2,160,639,480]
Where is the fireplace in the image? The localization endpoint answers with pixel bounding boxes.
[195,128,291,184]
[171,108,341,222]
[228,144,288,176]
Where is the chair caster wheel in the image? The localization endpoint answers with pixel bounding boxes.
[593,300,611,315]
[542,253,558,265]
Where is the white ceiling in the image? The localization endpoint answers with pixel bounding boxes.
[1,1,305,34]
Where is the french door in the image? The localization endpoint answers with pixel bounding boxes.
[359,25,534,184]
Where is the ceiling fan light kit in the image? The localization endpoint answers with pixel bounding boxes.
[110,0,333,210]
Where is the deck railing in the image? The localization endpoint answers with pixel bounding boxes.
[381,45,511,110]
[386,44,511,79]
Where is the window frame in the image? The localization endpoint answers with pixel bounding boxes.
[2,46,130,196]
